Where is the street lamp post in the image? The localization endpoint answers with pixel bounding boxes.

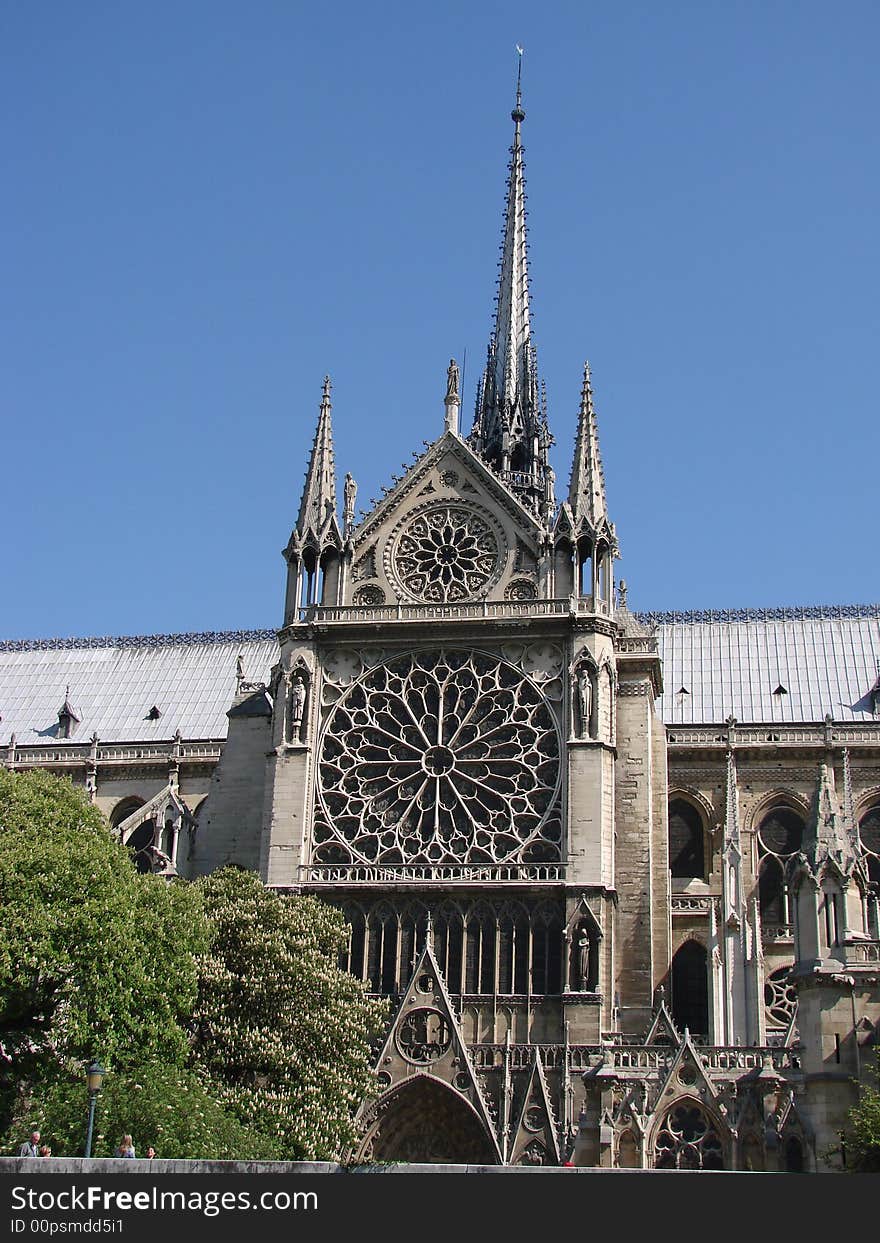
[84,1061,104,1159]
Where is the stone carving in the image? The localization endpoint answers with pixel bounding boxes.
[352,585,385,606]
[390,504,502,603]
[351,544,377,582]
[288,673,308,743]
[578,929,591,990]
[505,578,538,601]
[519,1139,549,1165]
[446,358,460,401]
[315,649,562,865]
[343,473,357,537]
[576,668,592,738]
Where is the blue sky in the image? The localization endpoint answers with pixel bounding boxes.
[3,1,878,638]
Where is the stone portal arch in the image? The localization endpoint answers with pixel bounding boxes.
[358,1076,498,1165]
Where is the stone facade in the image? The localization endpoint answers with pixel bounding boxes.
[2,89,878,1171]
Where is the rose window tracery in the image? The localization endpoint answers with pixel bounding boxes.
[390,505,501,603]
[396,1009,452,1063]
[314,649,561,866]
[764,966,798,1033]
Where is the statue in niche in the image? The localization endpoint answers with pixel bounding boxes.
[577,928,591,991]
[289,673,308,742]
[343,473,357,537]
[575,666,593,739]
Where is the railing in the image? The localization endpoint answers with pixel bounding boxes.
[293,597,613,626]
[5,741,223,767]
[468,1043,802,1073]
[668,723,880,747]
[303,863,566,884]
[671,897,713,914]
[842,939,880,965]
[615,637,659,654]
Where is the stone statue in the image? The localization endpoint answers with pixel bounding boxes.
[576,667,592,738]
[446,358,460,401]
[289,674,307,739]
[577,929,591,991]
[343,472,357,536]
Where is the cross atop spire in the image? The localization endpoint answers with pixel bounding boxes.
[295,376,340,544]
[470,57,551,514]
[568,362,610,537]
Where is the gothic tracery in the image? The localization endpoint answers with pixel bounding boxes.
[315,649,562,866]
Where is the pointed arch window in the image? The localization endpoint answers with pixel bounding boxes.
[860,807,880,938]
[653,1101,724,1170]
[756,806,805,933]
[669,940,709,1037]
[668,798,706,880]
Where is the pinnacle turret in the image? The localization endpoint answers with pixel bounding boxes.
[296,376,340,544]
[568,362,610,538]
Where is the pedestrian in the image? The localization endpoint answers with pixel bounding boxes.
[146,1146,156,1160]
[39,1145,52,1158]
[117,1134,136,1158]
[18,1131,40,1157]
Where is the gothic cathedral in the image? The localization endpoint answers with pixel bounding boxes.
[3,86,879,1170]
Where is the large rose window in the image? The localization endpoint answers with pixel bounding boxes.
[313,650,561,866]
[390,505,501,603]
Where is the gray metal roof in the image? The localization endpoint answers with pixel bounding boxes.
[652,607,880,725]
[1,607,878,745]
[0,632,279,744]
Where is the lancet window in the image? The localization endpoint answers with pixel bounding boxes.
[668,798,706,880]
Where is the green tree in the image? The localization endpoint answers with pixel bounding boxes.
[192,868,386,1160]
[0,769,221,1151]
[6,1060,273,1160]
[0,769,207,1081]
[846,1053,880,1172]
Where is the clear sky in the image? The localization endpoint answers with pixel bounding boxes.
[3,1,878,639]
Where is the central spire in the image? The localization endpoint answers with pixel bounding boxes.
[470,54,553,516]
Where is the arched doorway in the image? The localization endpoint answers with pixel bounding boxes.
[361,1076,498,1165]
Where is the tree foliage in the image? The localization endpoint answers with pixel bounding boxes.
[191,868,387,1160]
[6,1061,273,1160]
[0,775,385,1160]
[0,769,207,1077]
[846,1053,880,1172]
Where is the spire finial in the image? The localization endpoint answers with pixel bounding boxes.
[470,55,547,509]
[295,377,340,542]
[513,45,525,125]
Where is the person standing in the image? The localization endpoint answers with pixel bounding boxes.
[117,1134,135,1158]
[18,1131,40,1157]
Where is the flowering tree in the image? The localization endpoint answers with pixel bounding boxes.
[192,868,386,1160]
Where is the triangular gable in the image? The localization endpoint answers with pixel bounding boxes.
[643,998,681,1046]
[353,430,545,550]
[654,1030,720,1108]
[509,1049,561,1166]
[364,937,503,1163]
